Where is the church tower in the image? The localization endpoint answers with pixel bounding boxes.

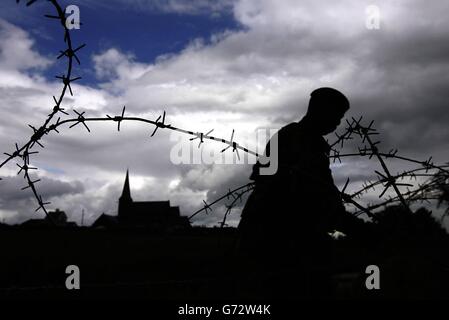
[118,169,133,219]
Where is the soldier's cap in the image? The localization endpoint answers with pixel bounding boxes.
[309,87,350,112]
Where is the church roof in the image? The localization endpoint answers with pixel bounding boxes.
[130,201,177,216]
[92,213,119,228]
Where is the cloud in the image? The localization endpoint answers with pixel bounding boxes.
[0,173,84,223]
[0,19,52,71]
[90,0,449,160]
[131,0,235,15]
[77,0,236,16]
[93,48,150,83]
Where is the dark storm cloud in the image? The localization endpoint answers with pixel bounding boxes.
[0,174,84,223]
[0,175,82,204]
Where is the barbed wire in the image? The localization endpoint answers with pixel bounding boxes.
[334,117,449,217]
[1,0,86,223]
[2,1,448,228]
[190,117,449,225]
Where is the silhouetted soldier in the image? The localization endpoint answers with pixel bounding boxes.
[238,87,360,297]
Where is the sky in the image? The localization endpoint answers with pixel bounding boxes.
[0,0,448,227]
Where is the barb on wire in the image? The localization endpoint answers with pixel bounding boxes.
[107,106,126,131]
[21,179,41,190]
[220,129,240,160]
[22,150,39,165]
[48,117,62,133]
[29,125,46,149]
[190,129,214,148]
[16,163,37,176]
[4,143,22,158]
[189,183,255,221]
[51,96,69,116]
[69,110,90,132]
[202,200,212,215]
[374,170,414,198]
[35,195,51,212]
[57,44,86,65]
[220,187,251,228]
[55,75,81,96]
[332,149,341,163]
[151,111,170,137]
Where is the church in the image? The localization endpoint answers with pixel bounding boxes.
[93,170,191,231]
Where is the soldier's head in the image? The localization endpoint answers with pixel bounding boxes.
[304,87,350,135]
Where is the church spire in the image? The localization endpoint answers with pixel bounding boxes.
[120,169,133,202]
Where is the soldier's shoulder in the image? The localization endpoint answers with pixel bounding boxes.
[278,122,309,141]
[279,122,301,134]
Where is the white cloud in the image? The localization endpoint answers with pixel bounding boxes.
[78,0,236,16]
[93,48,151,83]
[139,0,235,15]
[0,19,51,71]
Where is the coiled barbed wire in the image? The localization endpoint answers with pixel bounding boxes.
[191,117,449,226]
